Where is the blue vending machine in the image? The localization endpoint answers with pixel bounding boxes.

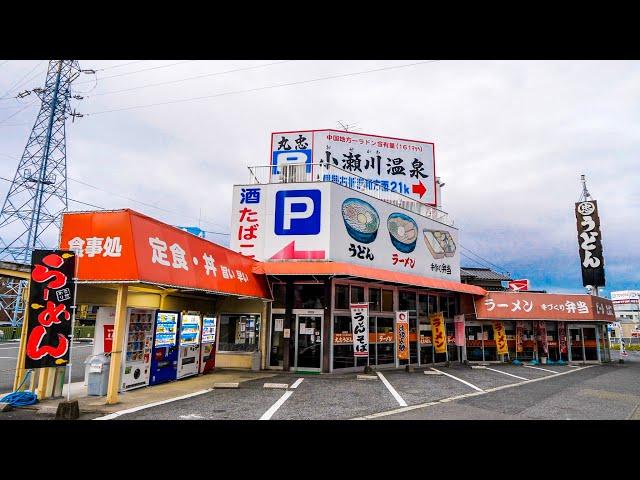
[149,310,181,386]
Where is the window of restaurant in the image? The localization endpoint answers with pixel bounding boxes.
[218,314,260,352]
[446,319,458,362]
[271,283,286,309]
[583,326,598,361]
[335,284,349,310]
[294,283,325,309]
[599,324,610,362]
[521,321,536,361]
[483,322,497,361]
[568,325,584,361]
[381,289,393,312]
[505,321,516,360]
[351,285,365,304]
[333,315,354,369]
[546,322,559,361]
[465,322,483,361]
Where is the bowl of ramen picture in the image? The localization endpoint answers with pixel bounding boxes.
[342,198,380,244]
[387,213,419,253]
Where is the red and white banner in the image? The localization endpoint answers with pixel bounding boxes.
[516,320,524,353]
[558,321,567,354]
[350,303,369,357]
[508,279,530,291]
[454,314,465,347]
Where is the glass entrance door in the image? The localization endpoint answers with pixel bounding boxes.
[568,327,584,361]
[269,312,286,368]
[295,315,322,371]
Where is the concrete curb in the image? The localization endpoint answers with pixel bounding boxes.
[357,375,378,381]
[213,382,239,389]
[263,383,289,389]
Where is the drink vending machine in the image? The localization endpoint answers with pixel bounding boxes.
[177,314,201,379]
[200,315,217,374]
[121,308,156,391]
[149,310,180,386]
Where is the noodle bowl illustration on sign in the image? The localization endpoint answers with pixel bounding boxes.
[423,229,456,259]
[342,198,380,244]
[387,213,419,253]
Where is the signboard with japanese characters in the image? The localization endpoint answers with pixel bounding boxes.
[60,209,270,299]
[25,249,77,369]
[515,321,524,353]
[230,181,459,282]
[475,292,616,321]
[493,321,508,355]
[558,322,568,354]
[396,311,409,360]
[350,303,369,357]
[271,129,437,206]
[454,314,465,347]
[508,279,530,291]
[575,200,605,287]
[429,312,447,354]
[537,321,549,356]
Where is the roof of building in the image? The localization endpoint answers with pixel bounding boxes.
[253,261,486,296]
[460,267,512,282]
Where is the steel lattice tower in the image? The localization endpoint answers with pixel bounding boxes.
[0,60,81,326]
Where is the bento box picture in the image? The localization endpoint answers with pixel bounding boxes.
[423,229,457,259]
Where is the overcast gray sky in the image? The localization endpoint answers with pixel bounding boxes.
[1,60,638,295]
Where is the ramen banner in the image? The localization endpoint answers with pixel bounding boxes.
[396,311,409,360]
[558,321,568,354]
[350,303,369,357]
[493,321,508,355]
[429,312,447,354]
[515,321,524,353]
[25,249,77,369]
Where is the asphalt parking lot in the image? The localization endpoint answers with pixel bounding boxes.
[105,361,605,420]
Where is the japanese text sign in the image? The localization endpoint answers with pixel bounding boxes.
[350,303,369,357]
[454,314,465,347]
[25,249,77,369]
[558,322,568,354]
[537,321,549,356]
[515,321,524,353]
[575,200,605,287]
[475,292,615,321]
[60,210,270,299]
[492,321,508,355]
[103,324,114,353]
[272,130,437,205]
[429,312,447,354]
[396,311,409,360]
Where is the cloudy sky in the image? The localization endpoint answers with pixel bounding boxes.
[1,60,638,296]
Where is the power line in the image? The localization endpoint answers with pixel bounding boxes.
[85,60,441,116]
[459,244,511,276]
[98,60,147,72]
[74,60,196,85]
[0,61,47,99]
[86,60,292,98]
[0,100,37,125]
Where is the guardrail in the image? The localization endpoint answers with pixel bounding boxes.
[0,325,95,342]
[247,163,453,226]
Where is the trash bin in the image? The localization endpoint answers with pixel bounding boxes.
[85,353,111,396]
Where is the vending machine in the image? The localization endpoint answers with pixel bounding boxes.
[177,314,201,379]
[149,310,180,386]
[121,308,156,391]
[200,315,217,374]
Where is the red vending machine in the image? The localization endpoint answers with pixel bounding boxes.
[199,315,217,374]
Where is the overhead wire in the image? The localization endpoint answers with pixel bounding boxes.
[84,60,441,116]
[74,60,195,85]
[459,244,512,276]
[0,60,47,100]
[86,60,292,98]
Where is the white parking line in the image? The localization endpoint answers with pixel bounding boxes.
[431,368,485,392]
[260,391,294,420]
[483,367,529,381]
[290,378,304,389]
[523,365,557,374]
[376,371,407,407]
[94,388,214,420]
[355,365,596,420]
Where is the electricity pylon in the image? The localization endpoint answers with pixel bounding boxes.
[0,60,82,326]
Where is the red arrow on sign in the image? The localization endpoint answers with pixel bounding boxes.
[270,241,326,260]
[412,180,427,198]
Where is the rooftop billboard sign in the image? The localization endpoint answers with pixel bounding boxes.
[271,130,437,206]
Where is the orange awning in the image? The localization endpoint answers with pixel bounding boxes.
[253,261,486,296]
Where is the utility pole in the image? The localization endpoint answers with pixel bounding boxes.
[0,60,83,326]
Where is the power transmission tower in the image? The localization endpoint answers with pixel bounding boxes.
[0,60,82,326]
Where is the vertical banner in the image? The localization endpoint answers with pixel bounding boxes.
[575,200,605,287]
[350,303,369,357]
[493,321,508,355]
[103,324,114,353]
[515,321,524,353]
[429,312,447,354]
[25,249,77,369]
[453,314,466,347]
[558,321,567,354]
[538,321,549,356]
[395,311,409,360]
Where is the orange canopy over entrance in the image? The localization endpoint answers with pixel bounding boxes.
[253,261,486,296]
[59,209,271,300]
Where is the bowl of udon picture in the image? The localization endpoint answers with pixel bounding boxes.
[341,198,380,244]
[387,212,419,253]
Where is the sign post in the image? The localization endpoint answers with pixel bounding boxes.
[395,311,409,367]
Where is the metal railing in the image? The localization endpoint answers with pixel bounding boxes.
[247,163,453,226]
